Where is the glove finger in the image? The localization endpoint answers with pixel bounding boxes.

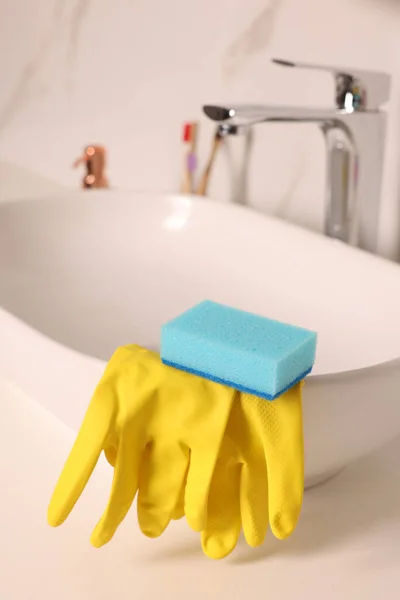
[137,441,189,538]
[171,474,186,520]
[184,444,221,532]
[184,397,236,531]
[228,393,269,547]
[240,458,269,548]
[201,458,241,560]
[182,384,236,532]
[47,387,115,528]
[90,430,145,548]
[263,383,304,539]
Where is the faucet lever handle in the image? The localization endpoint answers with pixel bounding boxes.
[272,58,390,111]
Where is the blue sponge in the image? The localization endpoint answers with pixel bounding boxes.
[160,300,317,400]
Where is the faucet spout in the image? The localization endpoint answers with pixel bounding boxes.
[204,104,339,125]
[203,103,387,253]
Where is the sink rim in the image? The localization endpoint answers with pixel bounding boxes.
[1,187,396,260]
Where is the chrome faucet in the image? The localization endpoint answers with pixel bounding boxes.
[203,59,391,253]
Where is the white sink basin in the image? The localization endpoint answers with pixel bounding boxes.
[1,190,400,486]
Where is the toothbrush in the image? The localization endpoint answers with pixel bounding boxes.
[196,127,224,196]
[180,122,198,194]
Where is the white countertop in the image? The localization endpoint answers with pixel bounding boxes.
[1,375,399,600]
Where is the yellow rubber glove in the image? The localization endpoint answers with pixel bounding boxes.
[201,382,304,560]
[47,344,237,547]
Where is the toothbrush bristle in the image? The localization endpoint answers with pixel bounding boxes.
[182,122,192,142]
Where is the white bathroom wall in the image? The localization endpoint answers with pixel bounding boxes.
[0,0,400,259]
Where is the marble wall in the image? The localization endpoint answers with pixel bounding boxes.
[1,0,400,258]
